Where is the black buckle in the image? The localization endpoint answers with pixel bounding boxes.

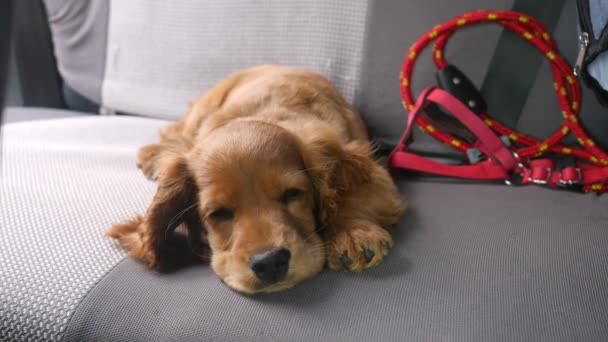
[504,171,525,186]
[436,64,488,115]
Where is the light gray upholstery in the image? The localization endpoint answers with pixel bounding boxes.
[0,113,163,342]
[42,0,369,120]
[101,0,368,120]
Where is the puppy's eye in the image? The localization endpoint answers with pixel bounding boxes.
[281,188,303,204]
[208,208,234,221]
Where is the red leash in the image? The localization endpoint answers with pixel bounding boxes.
[388,10,608,193]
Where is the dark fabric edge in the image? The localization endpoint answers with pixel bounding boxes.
[94,0,110,108]
[60,255,129,342]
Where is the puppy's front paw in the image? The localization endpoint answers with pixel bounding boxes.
[326,220,393,272]
[136,144,164,180]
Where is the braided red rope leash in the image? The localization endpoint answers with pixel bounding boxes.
[389,9,608,193]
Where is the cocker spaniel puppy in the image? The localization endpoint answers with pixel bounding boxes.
[107,65,405,294]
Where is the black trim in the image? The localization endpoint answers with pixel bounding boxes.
[577,0,608,106]
[0,1,12,125]
[0,0,11,167]
[576,0,605,65]
[13,0,65,108]
[577,0,593,43]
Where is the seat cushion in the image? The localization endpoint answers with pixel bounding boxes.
[63,180,608,342]
[0,113,165,342]
[2,112,608,341]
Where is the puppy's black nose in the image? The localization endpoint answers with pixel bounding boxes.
[249,248,291,284]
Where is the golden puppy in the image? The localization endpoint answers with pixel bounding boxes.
[107,65,405,294]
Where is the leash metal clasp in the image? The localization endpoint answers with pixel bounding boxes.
[504,152,527,186]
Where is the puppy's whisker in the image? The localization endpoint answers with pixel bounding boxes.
[308,251,326,259]
[305,243,327,256]
[165,202,198,238]
[194,251,209,261]
[290,167,314,176]
[306,246,326,259]
[307,245,326,253]
[301,232,321,244]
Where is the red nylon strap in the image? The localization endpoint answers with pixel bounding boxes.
[578,165,608,184]
[394,86,437,148]
[521,159,554,185]
[515,160,608,187]
[425,89,517,170]
[390,9,608,193]
[389,86,515,181]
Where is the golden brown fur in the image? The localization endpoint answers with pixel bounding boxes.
[107,65,406,294]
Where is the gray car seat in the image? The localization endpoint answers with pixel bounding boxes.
[2,1,608,341]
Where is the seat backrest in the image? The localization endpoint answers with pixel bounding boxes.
[42,0,608,150]
[43,0,369,120]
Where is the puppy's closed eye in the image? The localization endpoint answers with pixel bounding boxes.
[280,188,304,204]
[208,208,234,221]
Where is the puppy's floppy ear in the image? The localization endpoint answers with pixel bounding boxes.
[108,153,206,271]
[300,133,375,227]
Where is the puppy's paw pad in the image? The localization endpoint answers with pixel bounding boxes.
[327,221,393,272]
[363,248,375,264]
[137,144,163,180]
[339,253,353,268]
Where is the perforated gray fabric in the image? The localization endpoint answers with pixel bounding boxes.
[101,0,369,120]
[0,112,166,342]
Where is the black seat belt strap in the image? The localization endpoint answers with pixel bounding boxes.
[481,0,567,128]
[1,1,12,124]
[13,0,64,108]
[1,0,12,165]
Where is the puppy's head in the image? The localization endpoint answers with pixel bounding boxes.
[192,120,326,293]
[143,120,374,294]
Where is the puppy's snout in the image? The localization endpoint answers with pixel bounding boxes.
[249,248,291,284]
